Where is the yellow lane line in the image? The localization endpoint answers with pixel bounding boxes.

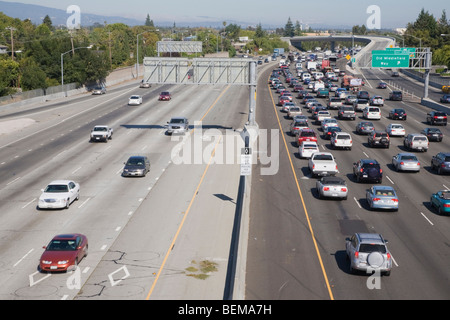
[267,81,335,300]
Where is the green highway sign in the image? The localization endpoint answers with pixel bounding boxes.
[372,53,410,68]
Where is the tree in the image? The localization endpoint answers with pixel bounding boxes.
[284,17,294,37]
[19,57,47,90]
[255,23,265,38]
[43,15,53,31]
[145,14,154,27]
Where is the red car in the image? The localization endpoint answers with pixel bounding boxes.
[297,128,317,146]
[39,234,88,272]
[159,91,171,101]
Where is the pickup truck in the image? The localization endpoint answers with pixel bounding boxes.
[90,125,113,142]
[315,110,332,124]
[308,152,339,177]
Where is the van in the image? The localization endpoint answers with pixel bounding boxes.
[403,134,429,152]
[302,73,311,81]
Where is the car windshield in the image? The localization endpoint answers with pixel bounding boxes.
[161,92,169,95]
[130,96,140,99]
[359,244,387,254]
[301,132,315,137]
[93,127,107,131]
[414,137,427,141]
[441,192,450,200]
[337,135,351,139]
[126,158,145,166]
[170,119,185,124]
[375,189,395,196]
[44,185,69,193]
[47,239,77,251]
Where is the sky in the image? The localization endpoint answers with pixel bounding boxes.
[1,0,448,28]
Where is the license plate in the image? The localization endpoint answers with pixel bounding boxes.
[50,266,57,269]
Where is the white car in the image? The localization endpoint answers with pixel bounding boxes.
[386,123,406,137]
[363,106,381,120]
[128,95,143,105]
[298,141,319,159]
[38,180,80,209]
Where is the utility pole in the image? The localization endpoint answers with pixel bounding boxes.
[6,27,16,61]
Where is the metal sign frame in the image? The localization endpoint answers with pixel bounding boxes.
[156,41,202,54]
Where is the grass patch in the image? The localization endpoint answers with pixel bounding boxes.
[185,260,218,280]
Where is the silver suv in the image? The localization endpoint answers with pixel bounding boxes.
[346,233,392,276]
[403,133,429,152]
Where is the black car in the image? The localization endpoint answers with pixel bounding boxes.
[323,126,342,140]
[378,82,387,89]
[389,108,407,120]
[389,91,403,101]
[426,111,448,126]
[440,94,450,103]
[353,159,383,183]
[421,128,443,142]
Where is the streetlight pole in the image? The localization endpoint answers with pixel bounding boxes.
[5,27,16,61]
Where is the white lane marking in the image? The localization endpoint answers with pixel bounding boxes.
[420,212,434,226]
[386,176,395,185]
[353,197,362,208]
[22,198,37,209]
[78,198,90,208]
[14,249,34,267]
[7,177,21,185]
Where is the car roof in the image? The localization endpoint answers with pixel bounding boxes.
[48,180,73,185]
[52,234,82,240]
[356,233,385,244]
[360,158,379,164]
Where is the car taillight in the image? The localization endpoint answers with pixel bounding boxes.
[444,204,450,208]
[387,253,391,260]
[380,169,383,173]
[400,162,404,165]
[341,188,347,192]
[355,251,359,258]
[392,199,399,202]
[360,168,364,172]
[417,162,420,166]
[373,198,381,201]
[324,187,330,191]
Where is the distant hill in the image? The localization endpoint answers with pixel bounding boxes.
[0,1,143,26]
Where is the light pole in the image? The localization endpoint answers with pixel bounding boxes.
[61,45,91,95]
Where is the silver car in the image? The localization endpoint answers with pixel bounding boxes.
[366,186,399,211]
[167,117,189,135]
[316,176,348,200]
[345,233,392,276]
[392,153,421,172]
[92,86,106,95]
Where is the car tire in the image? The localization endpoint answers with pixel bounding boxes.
[65,199,70,209]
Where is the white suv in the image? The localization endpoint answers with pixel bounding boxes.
[331,132,352,150]
[363,106,381,120]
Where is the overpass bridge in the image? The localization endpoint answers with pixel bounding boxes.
[283,35,396,70]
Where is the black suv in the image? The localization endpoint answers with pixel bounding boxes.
[388,108,407,120]
[368,131,390,148]
[426,111,448,126]
[389,91,403,101]
[353,159,383,183]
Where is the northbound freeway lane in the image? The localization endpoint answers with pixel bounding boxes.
[246,56,450,300]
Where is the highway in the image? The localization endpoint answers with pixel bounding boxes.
[245,56,450,299]
[0,78,251,300]
[0,47,449,301]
